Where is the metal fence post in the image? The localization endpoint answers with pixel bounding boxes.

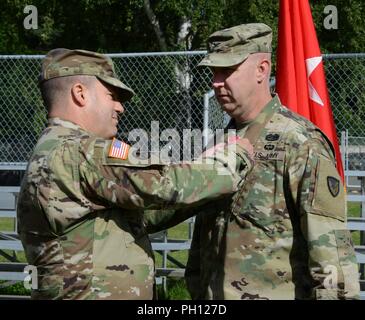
[203,90,215,148]
[341,131,347,186]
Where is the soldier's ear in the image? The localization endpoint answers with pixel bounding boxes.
[71,83,88,107]
[256,58,271,84]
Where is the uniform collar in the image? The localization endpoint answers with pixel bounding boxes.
[229,94,281,130]
[48,117,86,132]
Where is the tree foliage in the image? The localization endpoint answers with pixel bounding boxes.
[0,0,364,164]
[1,0,364,54]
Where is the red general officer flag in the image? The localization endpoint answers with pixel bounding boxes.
[276,0,344,182]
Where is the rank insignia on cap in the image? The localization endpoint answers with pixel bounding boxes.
[108,138,130,160]
[327,176,340,197]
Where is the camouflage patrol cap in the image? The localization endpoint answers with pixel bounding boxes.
[39,48,135,101]
[199,23,272,67]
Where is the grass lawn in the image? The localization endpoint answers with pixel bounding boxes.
[154,221,191,300]
[348,202,362,245]
[0,218,27,264]
[0,217,30,296]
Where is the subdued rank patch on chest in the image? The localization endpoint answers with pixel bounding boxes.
[327,176,340,197]
[108,138,130,160]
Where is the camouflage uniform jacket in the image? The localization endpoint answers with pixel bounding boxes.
[185,95,360,300]
[17,118,251,300]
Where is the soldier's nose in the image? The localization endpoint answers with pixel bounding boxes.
[116,102,124,113]
[212,72,225,88]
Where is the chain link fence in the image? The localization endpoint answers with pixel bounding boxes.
[206,53,365,172]
[0,52,212,166]
[0,52,365,169]
[324,54,365,173]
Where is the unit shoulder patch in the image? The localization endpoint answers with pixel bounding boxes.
[327,176,340,197]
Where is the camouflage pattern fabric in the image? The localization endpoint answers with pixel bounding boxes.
[185,95,360,300]
[39,48,135,101]
[17,118,252,300]
[198,23,272,68]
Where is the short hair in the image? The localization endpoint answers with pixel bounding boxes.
[39,75,96,111]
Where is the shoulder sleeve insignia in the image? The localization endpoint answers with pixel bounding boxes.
[108,138,130,160]
[327,176,340,197]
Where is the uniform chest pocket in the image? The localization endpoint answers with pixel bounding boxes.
[94,210,148,249]
[109,210,150,249]
[123,219,152,250]
[231,159,290,236]
[93,211,153,271]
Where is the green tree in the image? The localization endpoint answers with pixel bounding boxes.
[1,0,364,54]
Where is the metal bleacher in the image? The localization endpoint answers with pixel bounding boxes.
[345,170,365,299]
[0,184,23,289]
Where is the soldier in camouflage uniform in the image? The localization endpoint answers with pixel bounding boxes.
[184,23,360,299]
[17,49,253,300]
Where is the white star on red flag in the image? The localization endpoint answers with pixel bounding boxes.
[305,56,324,106]
[276,0,345,181]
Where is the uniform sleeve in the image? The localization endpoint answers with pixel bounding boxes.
[78,138,252,211]
[286,138,360,300]
[143,208,197,234]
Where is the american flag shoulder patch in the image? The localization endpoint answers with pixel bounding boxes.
[108,138,130,160]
